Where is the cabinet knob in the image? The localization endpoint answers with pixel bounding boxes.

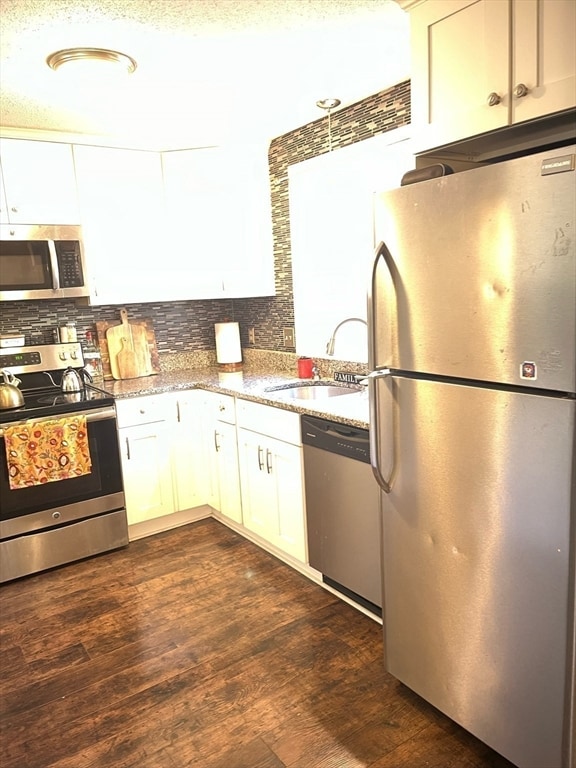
[10,206,18,213]
[219,404,225,411]
[487,92,501,107]
[513,83,529,99]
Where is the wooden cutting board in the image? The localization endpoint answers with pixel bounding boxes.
[96,317,160,381]
[105,309,154,380]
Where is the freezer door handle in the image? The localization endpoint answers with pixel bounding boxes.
[367,368,394,494]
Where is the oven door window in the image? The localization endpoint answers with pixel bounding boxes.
[0,240,54,291]
[0,416,123,519]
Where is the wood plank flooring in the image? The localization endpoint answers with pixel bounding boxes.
[0,519,515,768]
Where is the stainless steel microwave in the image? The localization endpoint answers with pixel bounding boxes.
[0,224,89,301]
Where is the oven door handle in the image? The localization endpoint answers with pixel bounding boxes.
[0,406,117,436]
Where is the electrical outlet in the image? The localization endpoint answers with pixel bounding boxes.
[248,327,255,345]
[283,327,295,347]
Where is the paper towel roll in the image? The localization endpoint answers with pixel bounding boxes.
[215,322,242,366]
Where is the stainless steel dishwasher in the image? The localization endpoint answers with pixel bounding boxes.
[302,414,382,614]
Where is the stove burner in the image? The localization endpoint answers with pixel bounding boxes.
[0,343,114,425]
[0,403,26,413]
[0,386,114,425]
[37,392,89,405]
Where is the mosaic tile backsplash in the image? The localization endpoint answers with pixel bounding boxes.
[0,81,410,360]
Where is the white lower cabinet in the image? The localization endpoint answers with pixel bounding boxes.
[116,396,175,525]
[115,390,307,564]
[168,390,208,512]
[236,400,307,562]
[200,391,243,524]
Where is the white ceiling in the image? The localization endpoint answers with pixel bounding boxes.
[0,0,410,150]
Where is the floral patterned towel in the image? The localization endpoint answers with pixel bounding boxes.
[4,415,92,490]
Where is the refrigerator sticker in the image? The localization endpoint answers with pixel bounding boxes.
[520,361,537,380]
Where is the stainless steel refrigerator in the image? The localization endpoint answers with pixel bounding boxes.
[367,144,575,768]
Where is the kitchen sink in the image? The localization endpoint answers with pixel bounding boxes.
[265,382,362,400]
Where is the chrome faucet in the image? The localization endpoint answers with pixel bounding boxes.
[325,317,368,356]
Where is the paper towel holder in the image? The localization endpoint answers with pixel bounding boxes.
[215,320,243,372]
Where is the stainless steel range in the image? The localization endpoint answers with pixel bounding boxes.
[0,342,127,583]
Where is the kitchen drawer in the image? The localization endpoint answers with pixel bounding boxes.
[209,392,236,424]
[236,399,301,445]
[115,395,170,428]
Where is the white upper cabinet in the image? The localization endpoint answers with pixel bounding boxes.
[410,0,576,152]
[511,0,576,122]
[0,138,80,224]
[162,142,275,299]
[221,144,275,298]
[0,136,274,304]
[161,147,231,299]
[73,144,166,304]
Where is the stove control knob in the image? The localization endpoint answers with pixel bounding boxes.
[70,351,78,360]
[59,352,67,361]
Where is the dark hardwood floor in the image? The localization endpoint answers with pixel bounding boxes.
[0,519,515,768]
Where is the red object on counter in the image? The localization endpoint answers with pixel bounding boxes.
[298,357,314,379]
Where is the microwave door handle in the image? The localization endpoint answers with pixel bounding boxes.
[47,240,60,291]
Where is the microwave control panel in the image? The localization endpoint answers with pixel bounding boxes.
[55,242,85,287]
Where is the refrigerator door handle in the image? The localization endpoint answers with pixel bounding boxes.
[367,369,393,494]
[367,239,395,371]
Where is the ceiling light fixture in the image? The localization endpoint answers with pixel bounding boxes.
[316,98,341,152]
[46,47,137,74]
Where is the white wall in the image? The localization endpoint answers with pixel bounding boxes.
[288,126,413,363]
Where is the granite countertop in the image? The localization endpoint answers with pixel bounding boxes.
[97,366,370,429]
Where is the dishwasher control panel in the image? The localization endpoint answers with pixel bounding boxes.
[301,415,370,463]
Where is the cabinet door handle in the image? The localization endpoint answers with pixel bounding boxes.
[214,429,220,452]
[125,436,131,461]
[513,83,529,99]
[266,449,273,474]
[257,445,264,470]
[176,401,181,423]
[487,92,501,106]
